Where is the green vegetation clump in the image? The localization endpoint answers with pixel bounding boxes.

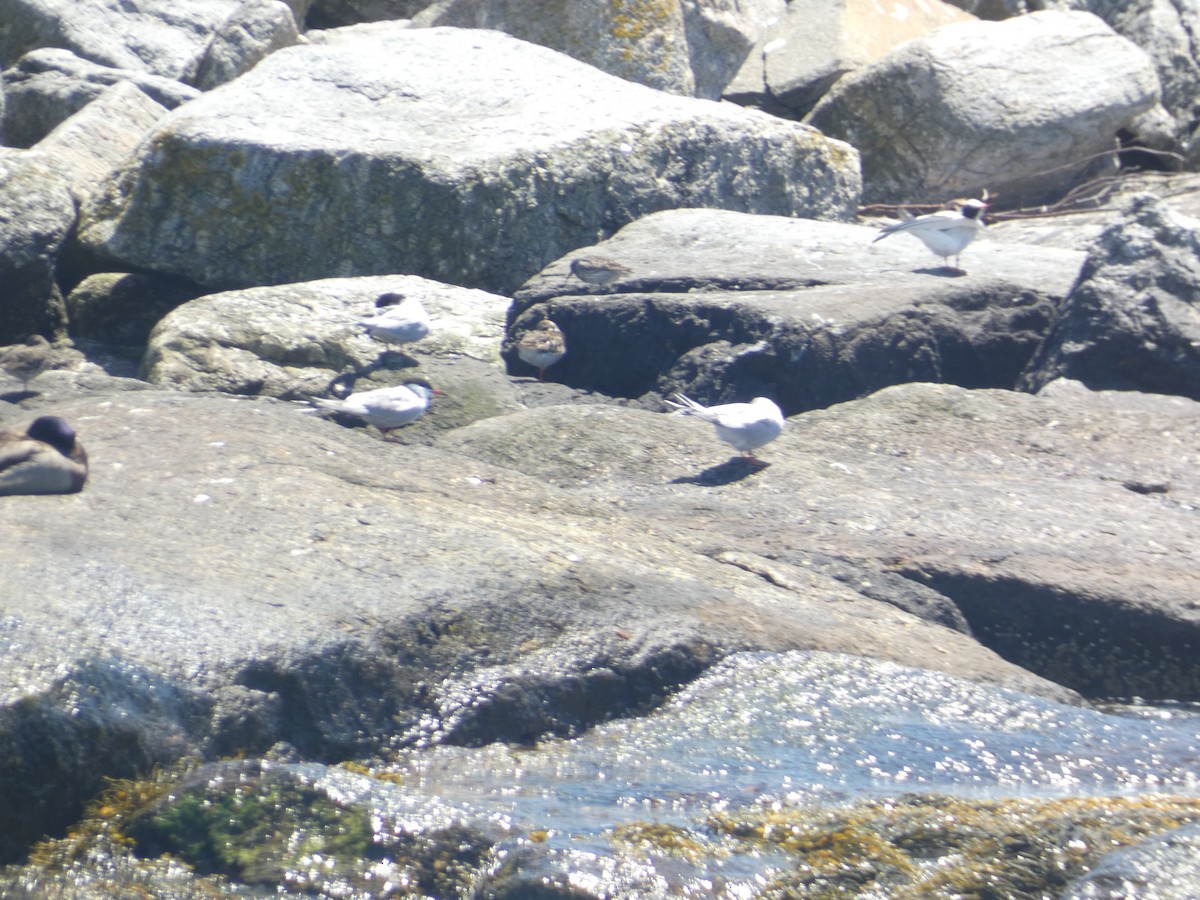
[5,760,496,898]
[710,793,1200,898]
[130,773,379,883]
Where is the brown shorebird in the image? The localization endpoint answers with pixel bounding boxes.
[517,318,566,382]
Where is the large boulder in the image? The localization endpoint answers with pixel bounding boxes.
[1062,822,1200,900]
[0,149,75,342]
[440,379,1200,703]
[0,0,242,78]
[413,0,697,96]
[140,275,515,429]
[805,11,1161,206]
[0,48,199,149]
[184,0,304,90]
[65,272,206,353]
[1020,194,1200,398]
[73,24,861,296]
[32,81,168,204]
[725,0,974,118]
[680,0,789,99]
[1085,0,1200,167]
[509,207,1085,408]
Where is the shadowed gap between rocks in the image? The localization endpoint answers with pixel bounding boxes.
[434,640,722,748]
[515,289,1056,411]
[896,569,1200,701]
[234,636,723,755]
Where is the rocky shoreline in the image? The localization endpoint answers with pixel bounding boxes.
[4,1,1200,896]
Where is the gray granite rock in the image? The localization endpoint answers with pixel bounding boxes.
[66,272,206,351]
[1085,0,1200,167]
[805,10,1161,206]
[510,207,1085,407]
[439,379,1200,703]
[185,0,304,90]
[1020,194,1200,398]
[984,171,1200,252]
[0,381,1065,859]
[413,0,697,96]
[0,48,199,149]
[0,150,75,342]
[681,0,787,99]
[73,24,860,296]
[724,0,974,118]
[31,81,168,205]
[140,275,511,417]
[0,0,241,80]
[1062,822,1200,900]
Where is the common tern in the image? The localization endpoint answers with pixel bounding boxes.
[666,393,785,465]
[311,380,436,439]
[355,293,431,348]
[872,199,988,272]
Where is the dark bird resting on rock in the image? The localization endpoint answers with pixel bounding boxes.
[0,415,89,495]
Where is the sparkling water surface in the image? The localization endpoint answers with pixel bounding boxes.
[306,651,1200,869]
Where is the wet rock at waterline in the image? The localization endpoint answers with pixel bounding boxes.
[6,652,1200,897]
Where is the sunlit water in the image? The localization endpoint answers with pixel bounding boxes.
[298,651,1200,890]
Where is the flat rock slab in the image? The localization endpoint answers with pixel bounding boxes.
[438,379,1200,702]
[0,381,1051,858]
[75,24,860,296]
[512,208,1086,407]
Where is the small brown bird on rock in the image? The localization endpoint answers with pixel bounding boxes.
[570,256,633,286]
[517,318,566,382]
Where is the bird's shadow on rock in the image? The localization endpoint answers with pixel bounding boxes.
[1,389,39,404]
[670,458,770,486]
[914,266,968,278]
[325,353,422,398]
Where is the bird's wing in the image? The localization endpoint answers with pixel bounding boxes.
[521,332,563,353]
[351,385,426,412]
[0,438,41,473]
[708,403,765,428]
[0,441,81,494]
[873,211,964,242]
[371,394,424,416]
[311,396,356,415]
